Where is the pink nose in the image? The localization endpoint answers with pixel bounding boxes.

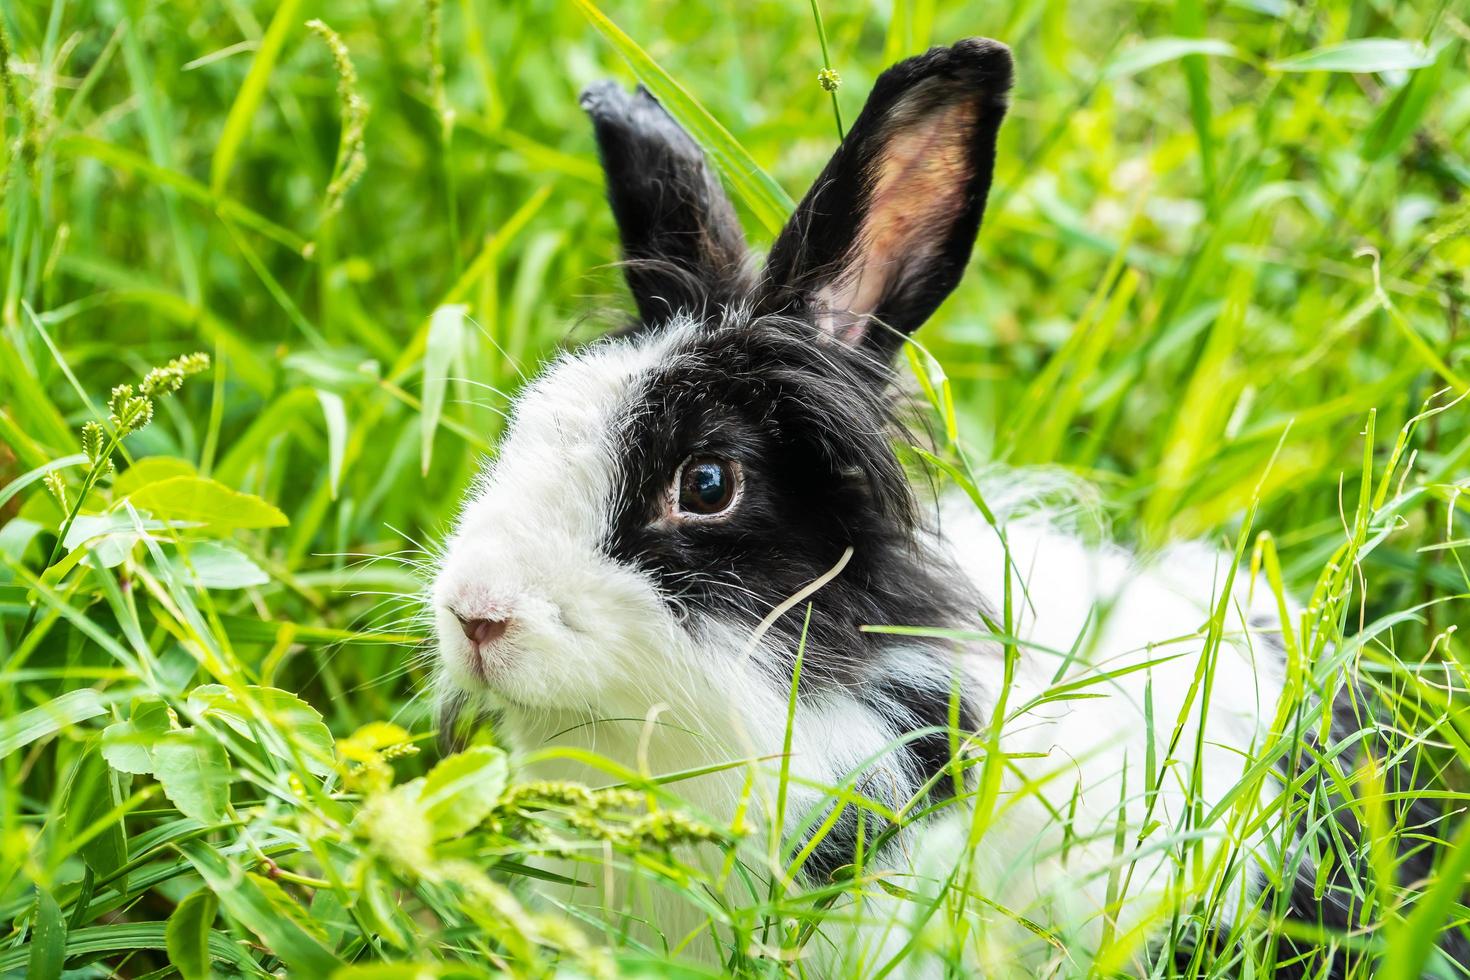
[456,612,510,647]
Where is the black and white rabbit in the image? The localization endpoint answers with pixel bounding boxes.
[432,38,1463,976]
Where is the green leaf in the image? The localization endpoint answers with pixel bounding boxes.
[187,685,335,776]
[316,389,348,499]
[0,517,46,582]
[128,476,288,530]
[166,888,218,980]
[113,456,198,497]
[0,689,107,759]
[571,0,793,234]
[332,966,489,979]
[418,745,508,839]
[61,513,172,567]
[307,888,352,949]
[0,923,258,974]
[66,753,131,892]
[27,888,66,980]
[0,453,89,512]
[284,349,381,391]
[1361,44,1451,161]
[421,304,467,476]
[100,698,171,775]
[160,541,270,590]
[152,730,233,823]
[1271,38,1438,73]
[181,843,342,977]
[1104,37,1242,79]
[352,863,408,950]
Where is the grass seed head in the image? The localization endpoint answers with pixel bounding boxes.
[138,352,211,398]
[307,18,370,216]
[107,384,152,434]
[0,18,38,172]
[42,470,68,510]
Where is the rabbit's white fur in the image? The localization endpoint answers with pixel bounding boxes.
[434,332,687,712]
[433,328,1287,974]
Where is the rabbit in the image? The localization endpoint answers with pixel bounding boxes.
[431,38,1465,977]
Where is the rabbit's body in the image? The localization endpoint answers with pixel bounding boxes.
[431,37,1461,976]
[446,385,1284,969]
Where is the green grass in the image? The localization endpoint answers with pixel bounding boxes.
[2,0,1469,976]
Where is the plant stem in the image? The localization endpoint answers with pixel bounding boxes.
[807,0,844,140]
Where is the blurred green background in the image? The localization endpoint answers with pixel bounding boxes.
[5,1,1468,595]
[2,0,1468,974]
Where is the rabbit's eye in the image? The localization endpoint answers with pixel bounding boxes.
[674,456,741,518]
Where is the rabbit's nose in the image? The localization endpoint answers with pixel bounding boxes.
[455,611,511,647]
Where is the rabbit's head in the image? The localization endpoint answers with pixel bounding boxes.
[433,39,1012,743]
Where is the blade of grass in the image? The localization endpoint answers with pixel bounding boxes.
[209,0,305,194]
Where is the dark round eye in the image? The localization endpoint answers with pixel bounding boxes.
[676,457,740,517]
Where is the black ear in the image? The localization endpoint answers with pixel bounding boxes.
[581,81,751,325]
[756,38,1013,361]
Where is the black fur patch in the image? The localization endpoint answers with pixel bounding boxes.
[1249,624,1469,977]
[581,82,752,326]
[601,312,984,878]
[602,314,973,678]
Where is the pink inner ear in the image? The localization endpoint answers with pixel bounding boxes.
[815,96,982,346]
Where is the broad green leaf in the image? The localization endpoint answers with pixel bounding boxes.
[421,304,467,475]
[571,0,793,234]
[100,698,171,775]
[128,476,288,530]
[188,685,335,776]
[27,888,65,980]
[166,888,218,980]
[181,843,342,977]
[1104,37,1241,79]
[160,541,270,590]
[419,745,508,839]
[61,513,173,566]
[339,721,414,762]
[153,730,233,823]
[0,689,107,759]
[1271,38,1438,73]
[113,456,198,497]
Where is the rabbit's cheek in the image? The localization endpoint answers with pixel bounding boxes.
[432,331,688,710]
[433,512,677,708]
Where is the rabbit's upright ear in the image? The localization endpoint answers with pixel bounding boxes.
[757,39,1012,360]
[581,82,751,325]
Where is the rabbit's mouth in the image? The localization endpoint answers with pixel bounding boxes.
[458,629,508,685]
